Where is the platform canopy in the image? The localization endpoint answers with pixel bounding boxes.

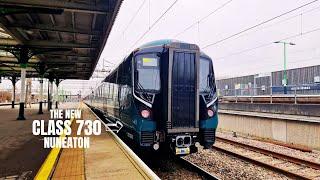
[0,0,122,79]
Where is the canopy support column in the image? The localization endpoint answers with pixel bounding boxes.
[17,65,26,120]
[38,78,44,114]
[10,76,17,109]
[48,77,54,111]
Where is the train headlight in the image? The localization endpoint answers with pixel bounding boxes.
[177,137,184,146]
[207,109,214,117]
[141,109,151,118]
[153,143,160,150]
[208,104,217,118]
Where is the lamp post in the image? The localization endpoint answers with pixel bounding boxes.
[274,41,295,94]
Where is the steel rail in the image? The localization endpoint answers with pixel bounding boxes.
[216,136,320,170]
[176,157,220,180]
[212,145,311,179]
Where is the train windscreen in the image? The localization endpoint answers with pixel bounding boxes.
[135,54,160,92]
[199,58,215,93]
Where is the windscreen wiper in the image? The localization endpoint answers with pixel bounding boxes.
[136,81,153,102]
[204,74,214,93]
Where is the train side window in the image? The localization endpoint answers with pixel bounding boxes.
[117,58,131,86]
[101,86,103,98]
[120,86,125,102]
[102,84,106,98]
[118,63,123,85]
[124,58,132,85]
[107,83,110,99]
[121,85,131,108]
[109,83,112,99]
[114,84,118,101]
[106,84,109,98]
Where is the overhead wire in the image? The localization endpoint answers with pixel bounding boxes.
[216,27,320,77]
[130,0,179,49]
[213,5,320,60]
[221,46,318,66]
[202,0,319,49]
[222,48,315,71]
[174,0,234,38]
[122,0,147,34]
[98,0,147,71]
[215,26,320,60]
[105,0,147,52]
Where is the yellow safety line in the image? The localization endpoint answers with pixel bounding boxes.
[34,103,82,180]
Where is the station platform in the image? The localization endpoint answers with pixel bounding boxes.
[0,102,68,178]
[36,102,159,180]
[218,109,320,150]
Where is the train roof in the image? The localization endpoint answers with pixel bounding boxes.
[139,39,210,58]
[104,39,212,82]
[139,39,200,51]
[139,39,182,48]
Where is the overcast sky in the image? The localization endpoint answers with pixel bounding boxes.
[2,0,320,95]
[96,0,320,77]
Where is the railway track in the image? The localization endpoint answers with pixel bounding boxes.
[214,136,320,179]
[176,157,220,180]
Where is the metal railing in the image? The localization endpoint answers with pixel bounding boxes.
[218,84,320,104]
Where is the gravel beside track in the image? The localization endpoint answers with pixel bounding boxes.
[214,141,320,179]
[217,131,320,164]
[185,131,320,179]
[151,159,203,180]
[184,148,290,180]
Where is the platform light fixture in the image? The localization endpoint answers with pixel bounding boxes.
[274,41,296,94]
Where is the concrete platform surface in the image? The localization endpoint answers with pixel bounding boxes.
[46,103,155,180]
[0,102,75,179]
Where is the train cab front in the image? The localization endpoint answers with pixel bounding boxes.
[132,42,202,155]
[131,41,218,155]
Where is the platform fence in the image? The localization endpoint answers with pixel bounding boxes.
[218,84,320,104]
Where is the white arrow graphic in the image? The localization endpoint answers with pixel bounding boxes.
[103,121,123,133]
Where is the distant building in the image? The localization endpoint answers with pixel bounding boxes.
[216,65,320,96]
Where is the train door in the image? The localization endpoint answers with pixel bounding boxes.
[167,47,200,133]
[119,85,134,129]
[119,57,134,130]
